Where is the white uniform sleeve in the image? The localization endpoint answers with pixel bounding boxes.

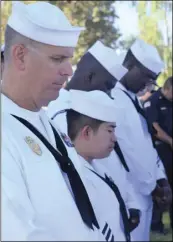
[114,100,157,195]
[1,139,57,241]
[125,181,142,211]
[156,156,167,180]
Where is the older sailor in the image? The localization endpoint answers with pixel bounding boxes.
[111,39,172,241]
[1,1,106,241]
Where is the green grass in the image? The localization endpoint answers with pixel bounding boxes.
[150,213,173,241]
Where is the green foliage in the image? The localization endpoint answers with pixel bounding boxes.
[1,1,37,44]
[119,1,172,87]
[1,1,120,65]
[49,1,120,64]
[137,1,172,87]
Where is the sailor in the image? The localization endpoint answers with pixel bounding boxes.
[65,89,131,241]
[47,40,123,134]
[111,39,172,241]
[48,41,141,237]
[1,1,105,240]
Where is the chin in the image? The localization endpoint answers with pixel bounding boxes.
[96,151,111,159]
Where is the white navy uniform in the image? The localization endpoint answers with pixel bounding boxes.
[111,82,166,241]
[80,156,128,241]
[48,88,140,213]
[93,151,141,212]
[48,90,140,241]
[2,94,107,241]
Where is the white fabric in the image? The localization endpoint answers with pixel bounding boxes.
[131,205,153,241]
[130,39,164,74]
[88,41,128,80]
[80,156,128,241]
[48,89,69,133]
[156,157,167,180]
[1,44,4,52]
[49,89,120,123]
[1,94,104,241]
[110,82,167,240]
[111,82,157,196]
[92,151,142,211]
[47,88,141,211]
[111,82,166,208]
[69,89,119,122]
[7,1,84,47]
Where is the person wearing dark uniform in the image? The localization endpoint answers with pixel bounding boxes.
[144,76,173,233]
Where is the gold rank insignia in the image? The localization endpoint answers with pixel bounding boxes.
[25,136,42,156]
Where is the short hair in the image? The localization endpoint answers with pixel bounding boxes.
[4,25,40,62]
[65,52,117,93]
[66,109,104,141]
[163,76,172,90]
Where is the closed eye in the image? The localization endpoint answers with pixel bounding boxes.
[50,56,69,63]
[50,55,73,64]
[108,126,116,133]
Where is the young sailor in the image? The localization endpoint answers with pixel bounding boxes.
[64,89,132,241]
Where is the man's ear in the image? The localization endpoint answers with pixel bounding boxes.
[11,44,28,71]
[81,125,92,141]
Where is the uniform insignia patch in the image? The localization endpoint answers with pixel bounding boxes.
[25,136,42,156]
[144,101,151,108]
[60,133,74,147]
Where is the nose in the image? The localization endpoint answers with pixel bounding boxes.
[112,132,116,142]
[60,61,73,77]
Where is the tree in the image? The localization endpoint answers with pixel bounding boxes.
[1,1,38,44]
[1,1,120,65]
[131,1,172,86]
[118,35,137,51]
[49,1,120,64]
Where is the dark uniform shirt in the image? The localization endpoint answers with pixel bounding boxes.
[144,88,172,138]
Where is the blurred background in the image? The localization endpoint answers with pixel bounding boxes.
[1,1,172,240]
[1,1,172,88]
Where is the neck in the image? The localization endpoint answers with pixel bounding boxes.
[78,151,93,163]
[74,140,93,163]
[2,72,40,112]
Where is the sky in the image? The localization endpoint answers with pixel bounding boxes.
[113,1,139,39]
[114,1,172,45]
[1,1,172,45]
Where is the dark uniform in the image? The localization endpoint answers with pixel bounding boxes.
[144,88,172,231]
